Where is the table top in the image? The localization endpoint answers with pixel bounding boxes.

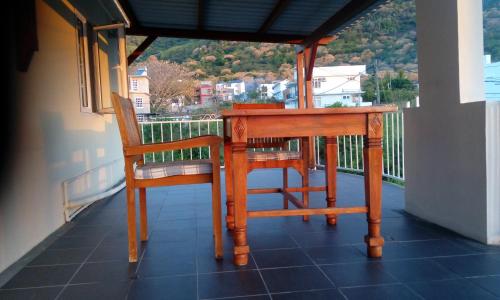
[221,105,398,117]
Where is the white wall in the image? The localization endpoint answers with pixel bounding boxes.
[406,0,500,243]
[0,0,124,272]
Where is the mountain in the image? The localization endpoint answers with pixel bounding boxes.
[127,0,500,82]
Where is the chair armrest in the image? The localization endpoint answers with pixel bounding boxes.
[124,135,223,156]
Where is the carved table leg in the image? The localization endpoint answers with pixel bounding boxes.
[363,136,384,257]
[232,143,249,265]
[224,140,234,230]
[325,136,337,225]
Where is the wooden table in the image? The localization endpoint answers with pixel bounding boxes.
[222,106,398,266]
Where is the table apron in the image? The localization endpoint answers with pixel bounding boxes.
[245,114,368,138]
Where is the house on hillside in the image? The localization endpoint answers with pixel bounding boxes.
[312,66,368,107]
[485,55,500,101]
[257,83,274,99]
[272,79,289,100]
[215,80,246,101]
[195,81,214,105]
[129,67,151,121]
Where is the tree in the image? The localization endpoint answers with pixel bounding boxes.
[133,56,197,113]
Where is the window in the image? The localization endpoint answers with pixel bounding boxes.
[135,97,143,108]
[74,7,93,113]
[131,79,138,91]
[313,77,326,88]
[343,95,351,100]
[93,25,127,113]
[136,114,144,122]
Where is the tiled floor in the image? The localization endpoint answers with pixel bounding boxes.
[2,169,500,299]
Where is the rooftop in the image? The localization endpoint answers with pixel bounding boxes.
[1,169,500,299]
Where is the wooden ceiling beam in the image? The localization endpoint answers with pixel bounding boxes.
[303,0,380,47]
[258,0,292,33]
[127,35,157,65]
[126,26,308,44]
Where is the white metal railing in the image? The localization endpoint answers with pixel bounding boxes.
[139,111,405,182]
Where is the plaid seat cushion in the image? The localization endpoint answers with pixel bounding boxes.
[135,160,212,179]
[247,151,301,162]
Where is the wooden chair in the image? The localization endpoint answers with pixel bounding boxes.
[224,102,311,231]
[112,93,223,262]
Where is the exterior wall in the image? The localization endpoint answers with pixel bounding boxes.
[0,0,124,272]
[406,0,499,243]
[129,76,150,114]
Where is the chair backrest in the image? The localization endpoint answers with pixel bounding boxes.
[232,102,287,149]
[112,93,142,148]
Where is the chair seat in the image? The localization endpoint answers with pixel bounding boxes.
[135,160,212,179]
[247,150,301,162]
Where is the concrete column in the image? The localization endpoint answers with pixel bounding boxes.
[405,0,500,243]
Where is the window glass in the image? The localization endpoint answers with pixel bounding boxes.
[94,27,124,113]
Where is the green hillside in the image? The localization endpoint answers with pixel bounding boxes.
[127,0,499,82]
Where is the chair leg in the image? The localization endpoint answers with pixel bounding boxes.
[301,138,310,222]
[139,188,148,241]
[302,168,310,222]
[212,180,223,259]
[127,185,138,262]
[282,168,288,209]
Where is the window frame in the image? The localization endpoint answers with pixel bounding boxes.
[69,1,94,113]
[135,97,144,108]
[92,24,128,114]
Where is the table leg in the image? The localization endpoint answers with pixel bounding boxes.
[325,136,337,225]
[301,137,310,222]
[363,137,384,257]
[224,140,234,230]
[232,143,249,266]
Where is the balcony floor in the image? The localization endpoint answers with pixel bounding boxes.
[2,169,500,299]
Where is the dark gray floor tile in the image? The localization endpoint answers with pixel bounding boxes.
[341,284,420,300]
[321,262,397,287]
[409,279,498,300]
[252,248,313,269]
[59,281,131,300]
[470,275,500,297]
[198,252,257,273]
[198,270,267,299]
[222,296,270,300]
[357,239,473,260]
[128,275,197,300]
[305,245,366,265]
[48,236,102,250]
[248,232,297,250]
[434,254,500,277]
[138,255,196,277]
[381,258,459,283]
[271,289,344,299]
[144,243,196,261]
[2,265,79,288]
[28,248,93,266]
[87,245,131,262]
[0,287,62,300]
[260,266,333,293]
[70,261,137,284]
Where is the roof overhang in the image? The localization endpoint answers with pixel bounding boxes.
[118,0,387,45]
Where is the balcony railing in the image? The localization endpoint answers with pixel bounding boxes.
[138,111,405,182]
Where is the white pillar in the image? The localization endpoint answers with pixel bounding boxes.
[405,0,500,243]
